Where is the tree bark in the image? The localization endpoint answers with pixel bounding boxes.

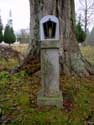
[17,0,94,77]
[58,0,94,76]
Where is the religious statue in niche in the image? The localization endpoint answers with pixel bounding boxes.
[43,19,56,39]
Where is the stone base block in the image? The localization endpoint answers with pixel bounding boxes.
[37,96,63,108]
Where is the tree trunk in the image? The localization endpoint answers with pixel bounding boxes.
[17,0,94,77]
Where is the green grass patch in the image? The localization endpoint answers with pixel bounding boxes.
[0,46,94,124]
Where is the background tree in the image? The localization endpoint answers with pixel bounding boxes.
[0,13,3,43]
[18,0,94,77]
[4,25,16,44]
[10,27,16,43]
[17,29,30,44]
[76,17,86,43]
[78,0,94,33]
[0,24,3,43]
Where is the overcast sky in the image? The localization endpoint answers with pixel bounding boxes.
[0,0,30,31]
[0,0,90,31]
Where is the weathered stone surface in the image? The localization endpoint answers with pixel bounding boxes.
[37,41,63,108]
[40,15,59,41]
[37,16,63,108]
[41,40,60,49]
[37,96,63,108]
[41,49,60,96]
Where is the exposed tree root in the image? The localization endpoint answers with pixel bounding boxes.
[60,55,94,77]
[9,52,94,79]
[84,59,94,75]
[9,55,40,75]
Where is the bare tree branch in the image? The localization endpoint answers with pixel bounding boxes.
[78,0,94,32]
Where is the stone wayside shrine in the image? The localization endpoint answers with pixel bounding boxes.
[37,15,63,108]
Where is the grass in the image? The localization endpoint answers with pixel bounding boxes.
[1,75,94,125]
[81,46,94,65]
[0,58,18,70]
[11,44,29,54]
[0,45,94,124]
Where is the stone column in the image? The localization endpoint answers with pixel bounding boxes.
[37,40,63,108]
